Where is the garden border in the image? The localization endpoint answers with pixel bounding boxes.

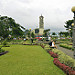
[0,51,9,56]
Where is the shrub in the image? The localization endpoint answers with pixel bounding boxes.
[2,40,8,46]
[44,44,50,50]
[53,58,75,75]
[48,51,58,58]
[52,49,64,56]
[59,44,74,50]
[52,49,75,69]
[58,54,75,68]
[0,46,5,53]
[40,44,45,48]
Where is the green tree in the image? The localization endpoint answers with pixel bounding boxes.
[59,32,69,37]
[27,31,30,38]
[43,29,50,37]
[64,20,73,30]
[0,16,25,38]
[52,32,56,35]
[64,19,74,37]
[44,29,50,33]
[43,32,47,37]
[12,27,23,37]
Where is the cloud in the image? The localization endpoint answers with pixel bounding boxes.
[0,0,75,32]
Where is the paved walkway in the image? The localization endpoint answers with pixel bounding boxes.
[36,41,74,58]
[56,44,74,58]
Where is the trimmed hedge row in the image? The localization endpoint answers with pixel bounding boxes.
[53,58,75,75]
[23,44,38,45]
[52,49,75,69]
[59,44,74,50]
[48,49,75,75]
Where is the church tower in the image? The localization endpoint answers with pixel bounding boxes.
[39,14,44,29]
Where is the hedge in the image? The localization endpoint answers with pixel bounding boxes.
[52,49,75,69]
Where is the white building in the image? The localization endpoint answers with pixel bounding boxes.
[32,15,44,36]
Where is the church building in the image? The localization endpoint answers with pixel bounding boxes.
[32,15,44,36]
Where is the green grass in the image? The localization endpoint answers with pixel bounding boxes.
[0,45,66,75]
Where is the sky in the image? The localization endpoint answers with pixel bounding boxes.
[0,0,75,32]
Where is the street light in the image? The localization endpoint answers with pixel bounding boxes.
[71,23,74,44]
[72,23,74,27]
[71,6,75,59]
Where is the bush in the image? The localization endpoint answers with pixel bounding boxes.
[52,49,64,56]
[44,44,50,50]
[0,49,5,53]
[0,46,5,53]
[53,58,75,75]
[52,49,75,69]
[2,40,8,46]
[59,44,74,50]
[40,44,45,48]
[48,51,58,58]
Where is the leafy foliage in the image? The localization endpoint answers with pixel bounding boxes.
[2,40,8,46]
[43,29,50,37]
[53,58,75,75]
[64,19,73,30]
[48,51,58,58]
[59,32,69,37]
[0,46,5,53]
[44,29,50,32]
[64,19,74,37]
[52,49,75,68]
[0,16,25,38]
[52,32,56,35]
[59,44,73,50]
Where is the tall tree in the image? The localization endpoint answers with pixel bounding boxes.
[64,19,74,37]
[0,16,25,38]
[64,19,74,30]
[59,32,69,37]
[43,29,50,37]
[52,32,56,35]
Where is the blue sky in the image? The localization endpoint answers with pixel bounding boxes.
[0,0,75,32]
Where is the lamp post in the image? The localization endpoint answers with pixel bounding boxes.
[71,6,75,59]
[69,26,71,37]
[71,23,74,42]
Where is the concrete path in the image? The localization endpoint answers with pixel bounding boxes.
[56,44,74,58]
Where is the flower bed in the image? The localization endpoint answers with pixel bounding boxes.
[48,50,75,75]
[53,58,75,75]
[48,51,58,58]
[40,44,45,48]
[52,49,75,68]
[0,51,9,56]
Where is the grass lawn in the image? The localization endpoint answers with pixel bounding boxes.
[0,45,66,75]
